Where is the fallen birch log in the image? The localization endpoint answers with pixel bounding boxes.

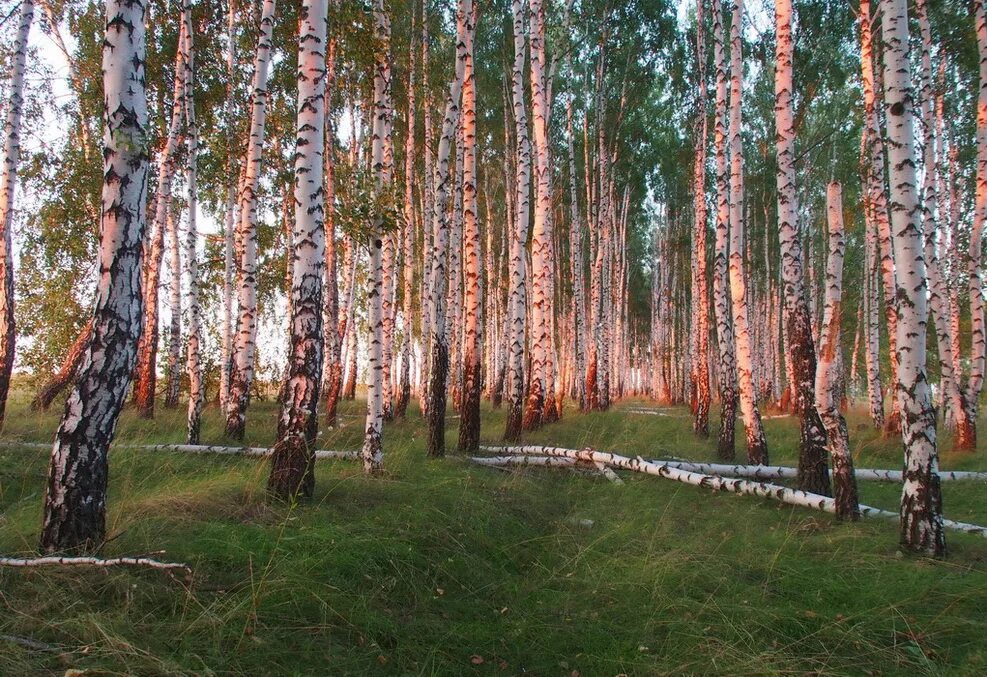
[645,460,987,483]
[478,447,987,538]
[0,441,358,461]
[477,446,987,482]
[0,554,191,573]
[469,455,623,484]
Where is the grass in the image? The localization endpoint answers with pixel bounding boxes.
[2,391,987,675]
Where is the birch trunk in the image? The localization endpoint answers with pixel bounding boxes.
[880,0,945,557]
[774,0,829,494]
[362,0,394,473]
[268,0,328,499]
[425,0,471,457]
[503,0,531,442]
[133,16,187,419]
[863,196,884,429]
[39,0,148,553]
[859,0,900,435]
[165,187,183,408]
[815,182,859,520]
[458,3,482,452]
[226,0,276,440]
[0,0,33,429]
[727,0,767,465]
[692,0,711,438]
[712,0,736,460]
[395,2,417,420]
[915,0,964,440]
[219,0,237,412]
[959,0,987,450]
[31,320,93,411]
[182,6,203,445]
[321,27,341,427]
[523,0,554,430]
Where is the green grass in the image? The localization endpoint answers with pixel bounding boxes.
[2,393,987,675]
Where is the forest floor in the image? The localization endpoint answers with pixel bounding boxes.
[2,392,987,675]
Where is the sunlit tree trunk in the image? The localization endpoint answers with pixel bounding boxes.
[39,0,148,553]
[775,0,829,493]
[915,0,963,439]
[458,3,482,452]
[691,0,711,438]
[0,0,33,429]
[321,27,341,427]
[362,0,394,473]
[164,186,183,408]
[268,0,328,498]
[727,0,767,465]
[220,0,237,412]
[31,320,93,411]
[418,0,435,406]
[815,182,859,520]
[425,0,471,457]
[133,15,188,420]
[711,0,736,460]
[182,7,203,445]
[523,0,554,430]
[504,0,531,441]
[880,0,944,557]
[959,0,987,450]
[396,2,417,420]
[863,197,884,427]
[226,0,276,440]
[859,0,900,435]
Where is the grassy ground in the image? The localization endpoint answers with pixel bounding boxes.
[2,392,987,675]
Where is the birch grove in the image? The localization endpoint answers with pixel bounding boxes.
[6,0,987,566]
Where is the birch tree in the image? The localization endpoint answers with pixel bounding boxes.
[268,0,328,499]
[774,0,829,494]
[182,4,203,445]
[226,0,276,439]
[362,0,394,473]
[40,0,149,553]
[880,0,944,556]
[458,1,482,452]
[0,0,34,429]
[959,0,987,450]
[691,0,711,438]
[815,182,859,520]
[504,0,531,442]
[712,0,736,460]
[395,0,417,420]
[726,0,768,465]
[133,16,188,419]
[425,0,471,457]
[523,0,555,430]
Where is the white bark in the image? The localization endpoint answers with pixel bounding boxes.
[726,0,768,465]
[40,0,149,553]
[504,0,531,441]
[815,182,859,519]
[362,0,393,474]
[268,0,329,499]
[775,0,829,494]
[182,4,203,445]
[226,0,277,439]
[0,0,33,427]
[880,0,945,556]
[479,447,987,537]
[0,555,190,573]
[425,0,472,456]
[711,0,736,460]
